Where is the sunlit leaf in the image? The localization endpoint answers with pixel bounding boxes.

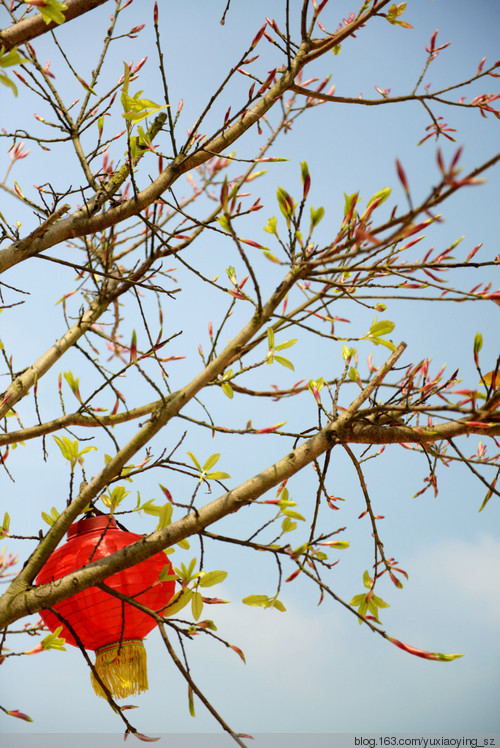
[187,451,202,471]
[191,591,203,620]
[366,186,392,209]
[164,589,192,616]
[198,570,228,588]
[274,355,294,371]
[202,453,220,472]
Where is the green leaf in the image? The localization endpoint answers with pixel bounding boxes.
[267,327,275,350]
[242,594,270,607]
[157,502,173,530]
[271,599,286,612]
[290,543,309,559]
[350,593,366,606]
[53,436,97,469]
[221,381,234,399]
[198,570,228,588]
[478,485,495,512]
[282,509,306,521]
[300,160,310,185]
[41,507,60,526]
[159,564,176,582]
[274,338,298,352]
[205,471,231,480]
[0,46,29,96]
[276,186,294,220]
[369,318,395,337]
[371,594,390,609]
[30,0,68,26]
[474,332,483,356]
[121,61,168,124]
[63,370,81,400]
[242,594,286,611]
[217,215,231,233]
[357,601,368,623]
[2,512,10,536]
[310,206,325,227]
[41,626,66,651]
[41,511,55,526]
[164,589,192,616]
[187,451,202,471]
[369,336,397,351]
[366,186,392,210]
[348,367,359,382]
[386,2,413,28]
[263,250,281,263]
[281,517,297,533]
[363,570,372,589]
[274,355,294,371]
[0,46,29,69]
[343,192,358,219]
[264,216,278,235]
[141,499,161,516]
[101,485,130,510]
[202,453,220,472]
[191,591,203,621]
[186,557,197,578]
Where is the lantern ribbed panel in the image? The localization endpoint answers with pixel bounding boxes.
[36,517,175,652]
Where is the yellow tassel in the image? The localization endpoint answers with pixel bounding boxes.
[91,640,148,699]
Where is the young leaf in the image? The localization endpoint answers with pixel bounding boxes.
[191,591,203,621]
[41,626,66,651]
[187,451,202,471]
[205,471,231,480]
[274,355,294,371]
[27,0,68,26]
[198,570,228,588]
[274,338,298,352]
[300,160,311,199]
[242,594,270,607]
[281,517,297,533]
[202,453,221,472]
[369,319,395,337]
[221,381,234,399]
[264,216,278,235]
[164,589,192,616]
[366,186,392,210]
[282,509,305,521]
[310,206,325,227]
[1,512,10,538]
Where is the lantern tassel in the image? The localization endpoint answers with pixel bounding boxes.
[91,640,148,699]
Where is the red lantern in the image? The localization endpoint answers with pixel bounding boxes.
[36,516,176,699]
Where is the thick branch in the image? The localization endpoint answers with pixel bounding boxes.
[0,342,405,629]
[0,265,304,620]
[0,41,312,275]
[0,0,110,51]
[0,294,111,420]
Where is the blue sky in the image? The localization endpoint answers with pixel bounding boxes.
[1,0,499,743]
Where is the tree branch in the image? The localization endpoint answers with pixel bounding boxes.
[0,0,111,51]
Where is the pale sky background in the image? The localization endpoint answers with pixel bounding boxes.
[1,0,499,744]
